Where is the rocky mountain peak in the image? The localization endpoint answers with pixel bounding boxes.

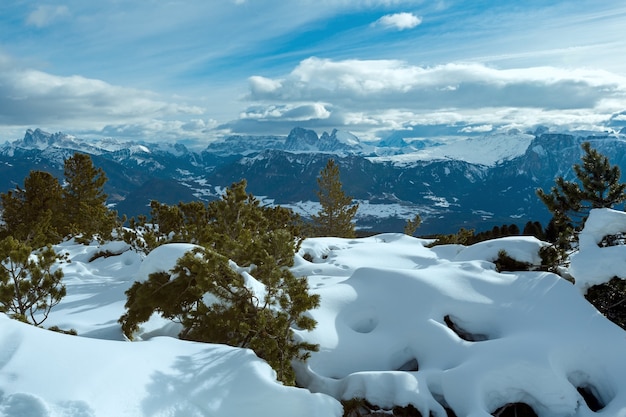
[21,128,76,150]
[378,132,409,148]
[284,127,319,151]
[23,128,52,148]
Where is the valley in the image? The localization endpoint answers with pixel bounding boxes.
[3,127,626,234]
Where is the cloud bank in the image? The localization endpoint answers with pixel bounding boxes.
[3,54,625,143]
[230,57,626,138]
[0,60,214,141]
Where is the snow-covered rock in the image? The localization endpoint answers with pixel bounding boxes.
[570,208,626,291]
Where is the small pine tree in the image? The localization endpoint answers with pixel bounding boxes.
[0,171,63,247]
[536,142,626,270]
[585,277,626,331]
[148,200,186,243]
[522,221,545,240]
[61,153,118,242]
[0,237,66,325]
[537,142,626,239]
[312,159,359,237]
[494,249,532,272]
[428,227,476,246]
[403,214,422,236]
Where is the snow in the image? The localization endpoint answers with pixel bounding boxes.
[570,208,626,291]
[2,210,626,416]
[129,144,151,154]
[334,130,361,146]
[282,199,433,223]
[371,132,535,167]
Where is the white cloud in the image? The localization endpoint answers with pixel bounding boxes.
[240,103,331,122]
[0,62,211,141]
[2,67,202,120]
[239,57,626,138]
[182,119,218,131]
[460,124,494,133]
[248,76,283,95]
[98,118,216,142]
[247,57,626,110]
[26,5,70,28]
[373,12,422,30]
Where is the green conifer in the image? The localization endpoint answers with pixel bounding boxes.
[403,214,422,236]
[537,142,626,252]
[61,153,118,242]
[0,237,66,325]
[0,171,63,247]
[312,159,359,237]
[537,142,626,231]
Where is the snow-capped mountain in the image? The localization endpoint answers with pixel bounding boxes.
[2,127,626,234]
[373,129,536,167]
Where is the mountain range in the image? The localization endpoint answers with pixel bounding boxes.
[2,127,626,235]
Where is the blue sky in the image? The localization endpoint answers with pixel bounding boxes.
[1,1,626,144]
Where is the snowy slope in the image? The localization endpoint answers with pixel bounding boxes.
[2,210,626,416]
[0,240,341,417]
[0,316,339,417]
[293,234,626,416]
[371,131,535,167]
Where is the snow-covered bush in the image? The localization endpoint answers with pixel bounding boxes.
[569,208,626,330]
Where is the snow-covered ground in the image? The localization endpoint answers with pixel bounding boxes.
[370,131,536,167]
[280,199,427,223]
[2,209,626,416]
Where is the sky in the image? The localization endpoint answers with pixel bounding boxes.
[1,1,626,144]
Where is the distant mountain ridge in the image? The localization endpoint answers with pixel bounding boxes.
[2,127,626,234]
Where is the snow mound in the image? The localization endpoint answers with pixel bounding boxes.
[136,243,199,282]
[453,235,549,265]
[294,234,626,416]
[570,208,626,290]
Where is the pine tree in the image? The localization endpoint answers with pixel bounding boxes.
[119,181,318,385]
[148,200,186,243]
[0,237,66,325]
[0,171,63,247]
[537,142,626,231]
[312,159,359,237]
[537,142,626,252]
[522,221,545,240]
[61,153,117,242]
[403,214,422,236]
